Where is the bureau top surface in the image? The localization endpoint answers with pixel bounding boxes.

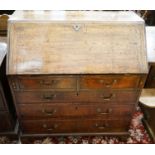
[7,11,148,75]
[9,11,143,22]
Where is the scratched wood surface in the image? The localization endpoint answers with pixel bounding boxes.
[7,11,148,74]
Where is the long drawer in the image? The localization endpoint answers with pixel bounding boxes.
[21,118,131,134]
[18,103,134,119]
[9,74,145,91]
[0,111,14,132]
[15,90,139,104]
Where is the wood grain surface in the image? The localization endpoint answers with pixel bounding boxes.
[7,11,148,74]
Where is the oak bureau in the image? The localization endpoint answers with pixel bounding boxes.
[6,11,148,140]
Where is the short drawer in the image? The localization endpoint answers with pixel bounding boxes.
[0,111,14,132]
[15,90,139,104]
[21,118,131,134]
[18,103,134,119]
[79,75,143,89]
[10,75,77,90]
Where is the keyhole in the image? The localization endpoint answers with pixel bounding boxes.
[73,24,81,31]
[75,106,78,110]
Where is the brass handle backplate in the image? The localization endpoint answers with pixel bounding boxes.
[43,124,58,131]
[40,79,57,86]
[42,93,56,100]
[95,123,109,129]
[99,79,117,87]
[101,94,115,101]
[97,108,112,115]
[42,109,57,116]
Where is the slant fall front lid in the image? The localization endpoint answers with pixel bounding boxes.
[7,11,148,75]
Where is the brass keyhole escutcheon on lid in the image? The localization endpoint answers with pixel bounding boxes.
[73,24,81,31]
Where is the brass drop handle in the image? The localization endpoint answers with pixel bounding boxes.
[42,109,57,116]
[43,124,58,131]
[97,126,105,130]
[99,79,117,87]
[101,94,115,101]
[95,123,109,129]
[42,93,56,100]
[40,80,57,86]
[97,108,112,115]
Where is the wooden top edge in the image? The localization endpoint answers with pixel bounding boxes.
[6,70,149,75]
[9,11,144,22]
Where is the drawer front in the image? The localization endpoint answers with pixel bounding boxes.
[18,103,134,119]
[80,75,142,89]
[21,119,131,134]
[10,76,77,90]
[0,112,14,132]
[15,90,139,104]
